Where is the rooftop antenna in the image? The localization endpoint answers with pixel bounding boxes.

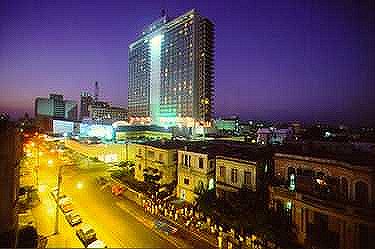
[161,9,166,18]
[94,81,99,102]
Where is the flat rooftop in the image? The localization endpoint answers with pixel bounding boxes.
[275,142,375,167]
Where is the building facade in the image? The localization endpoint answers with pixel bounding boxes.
[0,118,22,247]
[64,100,78,121]
[89,103,128,124]
[256,127,293,145]
[134,141,182,186]
[80,91,94,120]
[177,145,216,203]
[128,9,214,127]
[215,146,271,200]
[35,94,77,121]
[269,145,375,249]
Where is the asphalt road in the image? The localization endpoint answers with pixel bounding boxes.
[33,147,174,248]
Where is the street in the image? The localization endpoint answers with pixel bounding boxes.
[32,145,175,248]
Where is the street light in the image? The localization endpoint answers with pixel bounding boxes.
[54,148,68,235]
[76,181,84,190]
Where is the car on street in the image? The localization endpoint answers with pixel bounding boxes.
[154,219,178,235]
[65,211,82,226]
[95,176,110,185]
[58,196,72,206]
[76,223,97,247]
[61,202,74,213]
[87,240,107,248]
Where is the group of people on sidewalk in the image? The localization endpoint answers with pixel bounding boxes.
[140,194,280,249]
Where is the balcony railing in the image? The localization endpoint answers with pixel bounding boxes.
[271,183,375,220]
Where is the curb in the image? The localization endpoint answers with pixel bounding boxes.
[109,177,217,248]
[115,202,192,248]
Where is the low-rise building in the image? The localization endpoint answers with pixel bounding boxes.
[256,127,293,145]
[177,143,217,203]
[89,102,128,124]
[134,141,184,186]
[114,125,172,141]
[269,142,375,249]
[215,145,271,199]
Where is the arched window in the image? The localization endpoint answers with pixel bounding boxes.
[341,177,348,200]
[355,181,369,206]
[287,167,296,176]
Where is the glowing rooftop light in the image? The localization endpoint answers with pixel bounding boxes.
[151,34,162,47]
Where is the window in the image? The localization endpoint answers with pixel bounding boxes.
[184,178,190,185]
[244,172,252,186]
[355,181,369,206]
[184,154,191,167]
[147,151,155,159]
[138,164,141,170]
[198,158,204,169]
[159,153,164,162]
[341,177,348,200]
[231,169,238,184]
[289,174,295,191]
[219,166,225,177]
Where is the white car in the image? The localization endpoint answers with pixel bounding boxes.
[87,240,107,248]
[58,197,72,206]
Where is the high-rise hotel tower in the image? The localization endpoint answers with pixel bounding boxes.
[128,9,214,127]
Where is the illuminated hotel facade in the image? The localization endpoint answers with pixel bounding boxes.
[128,9,214,127]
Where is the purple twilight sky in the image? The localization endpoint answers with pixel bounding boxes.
[1,0,374,126]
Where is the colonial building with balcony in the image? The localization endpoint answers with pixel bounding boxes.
[177,143,217,203]
[269,142,375,249]
[134,141,184,186]
[215,145,272,200]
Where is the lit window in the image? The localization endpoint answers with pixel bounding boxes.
[289,174,295,191]
[244,172,252,186]
[231,169,238,184]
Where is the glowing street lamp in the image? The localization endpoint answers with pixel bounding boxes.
[47,159,54,167]
[76,181,84,190]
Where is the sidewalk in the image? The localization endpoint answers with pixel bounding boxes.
[115,200,192,248]
[106,178,218,248]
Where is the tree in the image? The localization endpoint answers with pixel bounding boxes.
[17,226,38,248]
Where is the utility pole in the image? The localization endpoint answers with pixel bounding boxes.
[54,165,62,234]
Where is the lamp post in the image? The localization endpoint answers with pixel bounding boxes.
[54,164,63,234]
[54,149,65,235]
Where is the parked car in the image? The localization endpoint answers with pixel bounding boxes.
[111,184,124,196]
[65,211,82,226]
[76,223,97,247]
[95,176,110,186]
[154,219,178,235]
[58,196,72,206]
[87,240,107,248]
[61,202,74,213]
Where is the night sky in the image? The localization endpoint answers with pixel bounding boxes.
[1,0,374,126]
